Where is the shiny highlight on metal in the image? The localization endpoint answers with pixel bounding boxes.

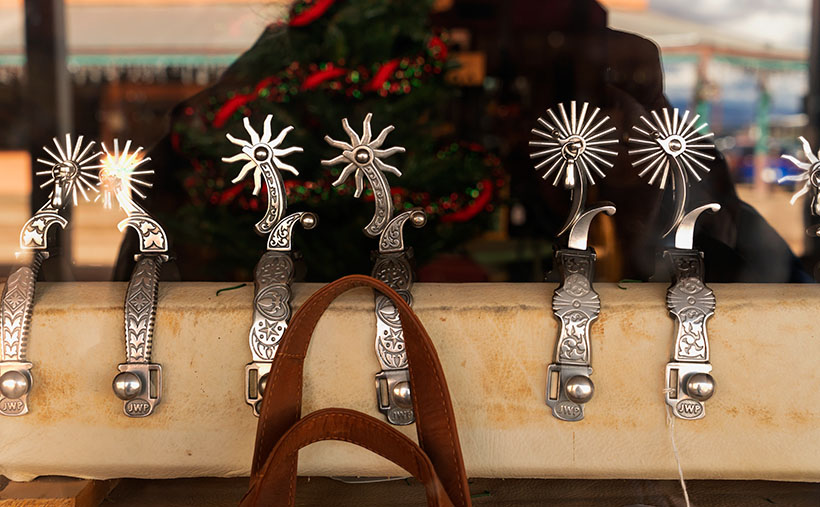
[323,113,423,425]
[322,113,405,238]
[780,136,820,224]
[2,135,101,416]
[97,139,168,253]
[545,204,614,422]
[225,116,315,416]
[628,108,716,237]
[628,109,720,420]
[97,140,169,417]
[530,101,617,236]
[222,115,303,235]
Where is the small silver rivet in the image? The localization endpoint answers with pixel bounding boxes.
[411,211,427,228]
[392,381,412,408]
[686,373,715,401]
[354,149,371,164]
[0,371,30,400]
[300,213,317,230]
[254,147,268,161]
[258,373,268,395]
[565,375,594,404]
[112,372,142,400]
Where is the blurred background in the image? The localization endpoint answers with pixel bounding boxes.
[0,0,817,282]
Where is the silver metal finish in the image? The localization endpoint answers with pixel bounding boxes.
[322,113,420,425]
[629,111,720,420]
[249,251,293,363]
[663,244,717,420]
[322,113,405,238]
[379,209,426,253]
[223,115,303,235]
[97,140,168,253]
[546,237,606,422]
[224,116,314,416]
[674,203,721,250]
[113,363,162,417]
[116,254,165,417]
[371,208,426,426]
[629,109,720,419]
[23,135,100,249]
[780,136,820,220]
[530,101,617,236]
[628,108,716,237]
[267,211,317,252]
[533,103,617,422]
[567,204,616,251]
[1,135,100,417]
[98,139,169,417]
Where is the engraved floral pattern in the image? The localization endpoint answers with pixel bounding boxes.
[666,250,714,362]
[552,252,600,365]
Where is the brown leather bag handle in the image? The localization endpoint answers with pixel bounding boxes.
[247,275,470,507]
[242,408,456,507]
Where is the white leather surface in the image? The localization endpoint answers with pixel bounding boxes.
[0,282,818,481]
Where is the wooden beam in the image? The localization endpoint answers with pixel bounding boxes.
[0,478,117,507]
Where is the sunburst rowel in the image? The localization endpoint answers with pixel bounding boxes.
[628,108,715,189]
[780,136,820,210]
[222,115,302,195]
[321,112,405,197]
[95,139,153,210]
[35,134,102,206]
[529,101,618,189]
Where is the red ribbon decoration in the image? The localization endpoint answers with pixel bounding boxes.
[440,179,494,223]
[289,0,336,27]
[213,94,254,128]
[301,65,347,90]
[218,182,248,205]
[364,59,399,91]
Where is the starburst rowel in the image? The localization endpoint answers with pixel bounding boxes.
[780,136,820,215]
[628,108,716,236]
[322,113,405,237]
[20,134,102,250]
[96,139,153,212]
[35,134,101,207]
[93,139,169,254]
[628,109,715,189]
[222,115,303,235]
[529,101,618,236]
[529,101,617,189]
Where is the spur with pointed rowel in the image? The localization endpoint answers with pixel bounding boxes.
[629,109,719,420]
[1,135,101,416]
[780,136,820,234]
[322,113,405,238]
[323,113,425,426]
[529,100,618,236]
[628,108,716,237]
[99,140,169,417]
[223,115,316,416]
[532,101,617,422]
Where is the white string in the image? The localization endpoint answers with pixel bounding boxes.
[664,390,691,507]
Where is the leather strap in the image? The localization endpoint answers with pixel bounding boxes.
[247,275,470,507]
[242,408,455,507]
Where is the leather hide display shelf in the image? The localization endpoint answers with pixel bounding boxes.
[0,282,817,482]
